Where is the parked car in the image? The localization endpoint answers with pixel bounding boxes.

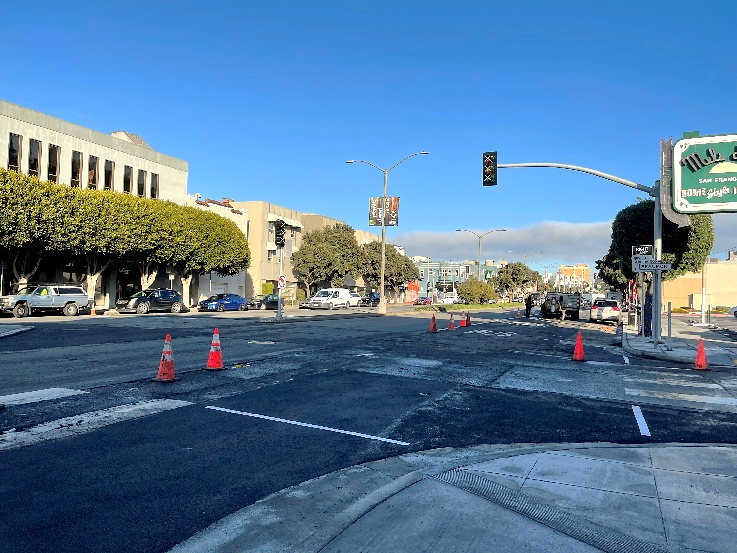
[414,296,433,305]
[249,295,267,309]
[299,296,315,309]
[590,299,621,324]
[198,293,248,312]
[0,284,89,318]
[348,292,362,307]
[116,288,186,314]
[308,288,351,309]
[257,294,283,310]
[359,293,381,307]
[729,305,737,318]
[541,293,580,320]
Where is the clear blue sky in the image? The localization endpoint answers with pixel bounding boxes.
[5,1,736,270]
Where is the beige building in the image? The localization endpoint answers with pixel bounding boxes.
[662,257,737,310]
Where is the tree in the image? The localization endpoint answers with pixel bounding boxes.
[293,223,363,294]
[494,262,539,295]
[360,241,420,301]
[596,200,714,290]
[457,278,498,304]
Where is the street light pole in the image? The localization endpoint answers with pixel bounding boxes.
[346,151,429,314]
[509,250,541,266]
[456,229,506,280]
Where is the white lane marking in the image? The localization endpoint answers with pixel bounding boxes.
[0,399,192,451]
[247,340,275,345]
[632,406,651,436]
[0,387,88,406]
[205,406,410,445]
[625,389,737,405]
[623,377,721,389]
[623,356,630,364]
[514,351,569,360]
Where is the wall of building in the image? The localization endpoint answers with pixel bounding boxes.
[1,100,188,203]
[662,260,737,310]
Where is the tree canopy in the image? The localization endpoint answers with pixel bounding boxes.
[292,223,364,292]
[0,168,250,295]
[493,262,540,293]
[361,241,420,298]
[595,200,714,290]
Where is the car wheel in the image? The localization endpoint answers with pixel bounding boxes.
[136,302,150,314]
[217,304,225,312]
[63,303,79,317]
[13,303,29,318]
[171,302,183,313]
[239,303,247,311]
[259,304,266,310]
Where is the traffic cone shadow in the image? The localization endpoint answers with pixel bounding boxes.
[694,338,709,370]
[448,314,455,330]
[205,328,225,370]
[429,314,438,333]
[153,334,179,382]
[572,331,585,362]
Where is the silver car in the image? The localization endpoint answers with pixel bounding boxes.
[590,299,621,324]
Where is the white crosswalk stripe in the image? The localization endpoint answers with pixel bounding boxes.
[0,387,88,406]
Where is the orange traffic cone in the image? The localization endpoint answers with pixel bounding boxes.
[448,314,455,330]
[572,331,585,362]
[89,304,97,316]
[153,334,179,382]
[466,311,471,326]
[460,311,467,327]
[694,338,709,370]
[205,328,225,370]
[517,309,521,318]
[429,314,438,333]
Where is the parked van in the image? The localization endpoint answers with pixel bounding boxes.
[308,288,351,309]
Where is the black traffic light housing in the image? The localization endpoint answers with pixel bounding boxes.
[274,219,286,248]
[483,151,497,186]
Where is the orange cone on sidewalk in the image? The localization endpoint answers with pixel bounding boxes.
[572,331,585,362]
[448,314,455,330]
[153,334,179,382]
[205,328,225,370]
[694,338,709,370]
[429,314,437,333]
[460,311,467,327]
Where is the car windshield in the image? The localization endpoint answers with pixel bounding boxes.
[130,291,150,298]
[14,286,38,295]
[207,294,226,301]
[314,291,331,298]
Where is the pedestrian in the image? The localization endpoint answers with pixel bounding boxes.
[525,294,532,318]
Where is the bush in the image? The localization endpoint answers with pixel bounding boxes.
[262,282,274,295]
[456,278,498,304]
[671,307,690,313]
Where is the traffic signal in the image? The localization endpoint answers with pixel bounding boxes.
[483,151,497,186]
[274,219,286,248]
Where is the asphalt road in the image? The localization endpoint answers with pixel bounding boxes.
[2,308,736,552]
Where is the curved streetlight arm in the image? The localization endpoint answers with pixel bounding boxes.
[498,162,655,196]
[346,151,429,173]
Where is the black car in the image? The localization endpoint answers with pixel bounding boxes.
[251,293,283,310]
[116,288,186,314]
[359,293,381,307]
[540,293,580,320]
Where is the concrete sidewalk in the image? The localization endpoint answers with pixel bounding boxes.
[170,442,737,553]
[622,315,737,368]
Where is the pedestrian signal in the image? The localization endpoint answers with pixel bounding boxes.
[483,151,497,186]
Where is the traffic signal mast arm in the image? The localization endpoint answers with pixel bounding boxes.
[497,162,655,196]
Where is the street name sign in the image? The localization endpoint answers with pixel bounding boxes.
[673,134,737,214]
[632,255,653,272]
[635,261,672,272]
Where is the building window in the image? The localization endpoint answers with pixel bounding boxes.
[71,150,82,187]
[48,144,60,183]
[88,155,98,189]
[137,169,146,197]
[267,251,274,262]
[8,133,21,172]
[268,222,274,234]
[29,139,41,178]
[123,165,132,193]
[290,228,296,238]
[104,160,114,190]
[150,173,159,199]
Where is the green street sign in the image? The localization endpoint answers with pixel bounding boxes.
[673,133,737,213]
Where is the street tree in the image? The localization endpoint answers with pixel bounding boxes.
[292,223,363,293]
[360,241,420,301]
[596,200,714,291]
[494,262,539,295]
[457,278,497,304]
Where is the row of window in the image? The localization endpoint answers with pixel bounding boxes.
[8,132,159,198]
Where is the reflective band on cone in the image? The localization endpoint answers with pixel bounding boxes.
[153,334,179,382]
[205,328,225,370]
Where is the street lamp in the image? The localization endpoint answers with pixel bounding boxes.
[509,250,541,266]
[456,229,507,280]
[346,151,429,314]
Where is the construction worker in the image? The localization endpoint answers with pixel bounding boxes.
[524,294,532,318]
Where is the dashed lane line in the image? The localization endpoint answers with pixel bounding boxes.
[205,406,410,445]
[0,399,192,451]
[632,406,651,436]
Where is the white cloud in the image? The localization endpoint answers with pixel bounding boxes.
[712,213,737,255]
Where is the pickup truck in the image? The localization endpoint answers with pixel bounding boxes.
[0,284,90,318]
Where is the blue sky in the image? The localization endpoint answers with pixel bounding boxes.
[5,1,736,272]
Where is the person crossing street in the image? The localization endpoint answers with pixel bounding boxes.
[524,294,533,318]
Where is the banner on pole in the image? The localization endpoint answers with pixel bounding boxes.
[369,197,400,226]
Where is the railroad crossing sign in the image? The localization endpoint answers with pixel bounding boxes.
[277,274,286,290]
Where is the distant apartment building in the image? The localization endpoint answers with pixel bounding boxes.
[0,99,189,305]
[556,264,591,289]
